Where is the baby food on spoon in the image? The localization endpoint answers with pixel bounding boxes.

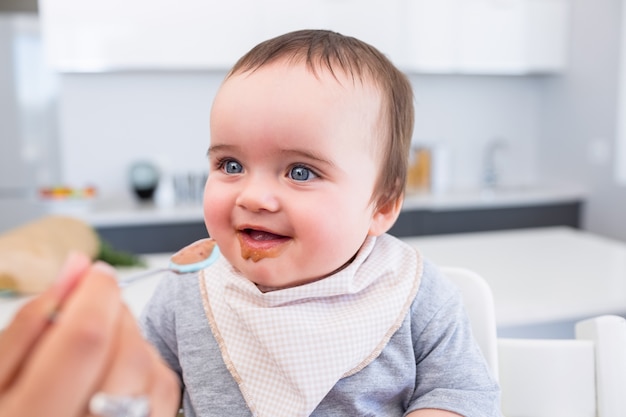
[170,238,219,272]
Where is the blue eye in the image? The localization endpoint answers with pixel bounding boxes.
[223,160,243,174]
[289,165,317,181]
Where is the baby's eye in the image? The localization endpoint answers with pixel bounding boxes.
[289,165,317,181]
[221,159,243,174]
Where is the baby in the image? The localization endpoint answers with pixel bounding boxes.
[141,29,500,417]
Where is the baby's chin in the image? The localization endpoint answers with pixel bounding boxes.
[226,260,287,291]
[253,276,325,293]
[248,264,349,293]
[229,260,323,292]
[249,269,317,292]
[225,243,358,292]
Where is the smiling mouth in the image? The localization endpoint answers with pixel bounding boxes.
[237,228,291,262]
[244,228,286,241]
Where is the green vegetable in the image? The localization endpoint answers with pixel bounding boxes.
[97,239,146,267]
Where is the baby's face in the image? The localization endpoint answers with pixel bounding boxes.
[204,61,386,290]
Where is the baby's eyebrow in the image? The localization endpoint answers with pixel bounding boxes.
[207,144,237,156]
[206,144,335,168]
[280,149,335,168]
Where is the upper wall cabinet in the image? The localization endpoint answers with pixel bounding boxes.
[38,0,407,72]
[38,0,260,70]
[404,0,569,74]
[38,0,568,74]
[253,0,408,69]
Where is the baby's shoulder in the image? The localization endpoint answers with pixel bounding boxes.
[415,257,461,301]
[407,257,464,328]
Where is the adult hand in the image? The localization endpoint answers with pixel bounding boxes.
[0,253,180,417]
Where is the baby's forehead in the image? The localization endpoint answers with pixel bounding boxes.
[222,59,388,145]
[232,56,380,91]
[217,59,387,155]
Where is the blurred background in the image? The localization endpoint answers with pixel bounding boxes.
[1,0,625,251]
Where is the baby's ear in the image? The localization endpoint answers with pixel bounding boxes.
[368,196,403,237]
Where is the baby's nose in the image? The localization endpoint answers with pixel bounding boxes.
[235,177,281,213]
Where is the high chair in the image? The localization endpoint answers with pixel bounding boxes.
[442,266,626,417]
[498,314,626,417]
[441,266,499,378]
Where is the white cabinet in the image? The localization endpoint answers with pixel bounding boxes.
[0,15,59,191]
[405,0,569,74]
[38,0,568,74]
[38,0,261,70]
[249,0,407,69]
[39,0,407,72]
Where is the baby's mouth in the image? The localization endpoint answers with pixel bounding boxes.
[244,228,286,241]
[237,228,291,262]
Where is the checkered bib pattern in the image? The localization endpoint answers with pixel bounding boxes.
[200,234,423,417]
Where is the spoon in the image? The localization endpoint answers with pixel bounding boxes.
[118,238,220,287]
[0,240,220,297]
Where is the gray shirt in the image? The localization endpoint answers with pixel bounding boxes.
[141,253,501,417]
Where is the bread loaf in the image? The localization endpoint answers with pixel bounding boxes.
[0,215,100,294]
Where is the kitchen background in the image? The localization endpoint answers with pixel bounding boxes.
[1,0,625,244]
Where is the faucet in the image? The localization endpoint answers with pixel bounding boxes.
[482,138,507,190]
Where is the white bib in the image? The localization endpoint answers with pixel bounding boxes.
[200,234,422,417]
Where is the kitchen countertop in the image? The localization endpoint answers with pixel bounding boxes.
[56,183,586,228]
[402,183,586,211]
[404,227,626,328]
[2,225,623,334]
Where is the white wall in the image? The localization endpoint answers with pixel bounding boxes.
[58,72,221,200]
[537,0,626,242]
[410,74,541,190]
[57,71,544,200]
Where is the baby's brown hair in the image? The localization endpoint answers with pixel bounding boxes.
[227,29,414,210]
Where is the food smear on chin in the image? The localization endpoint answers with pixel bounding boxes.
[238,230,290,262]
[171,238,216,265]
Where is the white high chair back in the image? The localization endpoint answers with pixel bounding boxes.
[441,266,499,378]
[498,315,626,417]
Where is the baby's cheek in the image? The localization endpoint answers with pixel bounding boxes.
[203,197,225,238]
[203,206,223,238]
